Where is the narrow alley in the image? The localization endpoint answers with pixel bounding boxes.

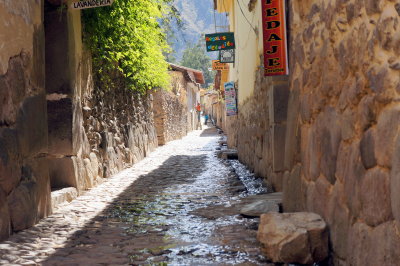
[2,0,400,265]
[0,127,275,265]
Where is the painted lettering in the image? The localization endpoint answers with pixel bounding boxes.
[266,21,280,29]
[265,0,274,4]
[267,58,280,67]
[266,45,278,54]
[266,8,278,16]
[267,33,282,41]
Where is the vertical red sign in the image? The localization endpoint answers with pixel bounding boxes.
[262,0,289,76]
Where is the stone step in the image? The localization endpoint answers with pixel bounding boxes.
[51,187,78,210]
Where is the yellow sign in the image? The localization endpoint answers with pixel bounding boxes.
[212,60,229,71]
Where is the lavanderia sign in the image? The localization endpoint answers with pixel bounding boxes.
[71,0,114,9]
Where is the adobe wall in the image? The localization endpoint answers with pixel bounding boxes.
[0,1,51,241]
[283,1,400,264]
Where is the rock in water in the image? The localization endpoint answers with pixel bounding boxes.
[257,212,328,264]
[240,200,279,217]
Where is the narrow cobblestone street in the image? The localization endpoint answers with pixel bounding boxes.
[0,127,272,265]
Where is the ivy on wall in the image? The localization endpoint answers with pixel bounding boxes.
[82,0,175,93]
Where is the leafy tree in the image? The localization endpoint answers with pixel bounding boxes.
[180,38,215,87]
[82,0,178,92]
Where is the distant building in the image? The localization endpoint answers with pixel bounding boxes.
[152,64,205,145]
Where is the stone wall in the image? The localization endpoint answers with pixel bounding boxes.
[221,64,289,191]
[153,89,188,145]
[0,1,159,241]
[80,54,158,180]
[46,5,158,194]
[283,1,400,264]
[0,1,51,241]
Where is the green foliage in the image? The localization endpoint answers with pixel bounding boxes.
[180,38,215,87]
[82,0,176,92]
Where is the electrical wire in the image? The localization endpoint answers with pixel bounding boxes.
[236,0,257,35]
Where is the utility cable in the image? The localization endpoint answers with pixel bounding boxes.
[236,0,258,35]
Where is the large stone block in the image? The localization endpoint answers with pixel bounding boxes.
[357,95,376,131]
[16,93,48,157]
[317,107,341,185]
[347,221,400,265]
[390,135,400,222]
[269,83,290,124]
[6,56,28,105]
[327,182,350,260]
[346,222,371,266]
[47,98,73,156]
[272,124,287,172]
[360,128,377,169]
[301,125,320,181]
[367,221,400,265]
[257,212,328,264]
[360,167,392,226]
[30,158,51,219]
[306,177,332,220]
[0,128,22,194]
[284,86,300,170]
[0,188,10,241]
[375,106,400,168]
[73,100,90,157]
[339,141,366,219]
[282,164,307,212]
[44,8,70,94]
[71,156,88,191]
[7,180,38,231]
[0,56,29,125]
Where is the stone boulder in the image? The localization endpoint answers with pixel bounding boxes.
[257,212,328,264]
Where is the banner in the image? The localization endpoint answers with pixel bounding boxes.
[205,32,235,52]
[224,82,237,116]
[261,0,289,76]
[212,60,229,71]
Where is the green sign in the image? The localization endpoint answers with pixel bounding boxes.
[205,32,235,52]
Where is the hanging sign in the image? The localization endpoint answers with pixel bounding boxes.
[262,0,289,76]
[71,0,114,9]
[224,82,237,116]
[205,32,235,52]
[212,60,229,71]
[219,49,235,63]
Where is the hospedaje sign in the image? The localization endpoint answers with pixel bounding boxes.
[205,32,235,52]
[261,0,289,76]
[71,0,114,9]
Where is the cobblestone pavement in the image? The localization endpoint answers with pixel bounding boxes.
[0,127,271,265]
